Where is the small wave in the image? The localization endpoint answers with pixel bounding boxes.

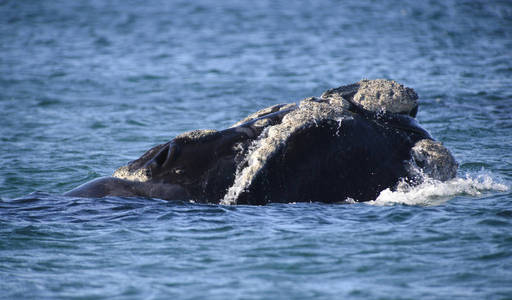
[370,173,509,206]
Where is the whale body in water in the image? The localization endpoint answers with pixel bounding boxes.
[65,79,458,204]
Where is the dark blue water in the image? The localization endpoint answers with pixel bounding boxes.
[1,0,511,298]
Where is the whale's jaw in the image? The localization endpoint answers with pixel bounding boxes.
[64,177,190,200]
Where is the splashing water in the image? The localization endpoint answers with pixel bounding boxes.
[370,172,509,206]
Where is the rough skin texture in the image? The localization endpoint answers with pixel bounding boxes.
[67,79,458,204]
[222,98,351,204]
[411,139,458,181]
[321,79,418,116]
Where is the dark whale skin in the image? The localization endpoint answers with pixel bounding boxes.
[235,112,428,205]
[64,80,457,204]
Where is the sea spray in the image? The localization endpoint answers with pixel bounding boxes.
[370,172,509,206]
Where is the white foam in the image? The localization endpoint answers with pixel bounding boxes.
[369,172,509,206]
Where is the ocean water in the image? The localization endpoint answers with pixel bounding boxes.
[1,0,511,299]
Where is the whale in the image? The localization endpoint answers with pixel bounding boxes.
[64,79,458,204]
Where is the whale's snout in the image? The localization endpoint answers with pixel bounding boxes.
[64,176,189,200]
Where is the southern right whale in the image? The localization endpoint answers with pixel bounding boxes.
[65,79,458,204]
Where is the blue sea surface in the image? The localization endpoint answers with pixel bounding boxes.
[1,0,511,299]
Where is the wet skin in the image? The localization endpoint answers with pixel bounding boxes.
[64,97,435,204]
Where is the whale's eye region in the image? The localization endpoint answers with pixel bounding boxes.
[147,143,180,171]
[141,131,248,187]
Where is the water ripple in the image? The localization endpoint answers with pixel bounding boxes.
[1,0,512,298]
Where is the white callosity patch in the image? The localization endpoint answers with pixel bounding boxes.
[352,79,418,115]
[221,98,351,205]
[112,165,151,182]
[321,79,418,116]
[410,139,458,181]
[319,93,353,110]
